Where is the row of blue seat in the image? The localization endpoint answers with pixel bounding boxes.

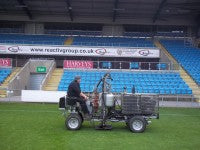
[0,34,155,47]
[72,37,155,47]
[124,32,185,37]
[45,30,102,36]
[0,34,67,45]
[58,85,191,94]
[0,68,12,84]
[161,40,200,85]
[58,70,192,95]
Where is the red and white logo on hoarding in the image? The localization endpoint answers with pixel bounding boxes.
[95,48,106,55]
[0,58,12,67]
[63,60,93,69]
[8,46,20,53]
[0,46,6,52]
[138,50,153,56]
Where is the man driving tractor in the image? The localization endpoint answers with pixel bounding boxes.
[67,76,90,116]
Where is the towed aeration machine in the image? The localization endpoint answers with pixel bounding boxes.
[59,73,159,133]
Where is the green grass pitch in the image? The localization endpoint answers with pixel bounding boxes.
[0,102,199,150]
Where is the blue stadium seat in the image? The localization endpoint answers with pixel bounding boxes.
[0,68,12,84]
[57,70,192,95]
[0,34,67,45]
[161,39,200,85]
[102,62,112,69]
[71,36,155,47]
[157,63,167,70]
[130,62,139,69]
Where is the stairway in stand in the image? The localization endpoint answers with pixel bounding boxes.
[43,68,63,91]
[64,37,73,45]
[0,67,21,98]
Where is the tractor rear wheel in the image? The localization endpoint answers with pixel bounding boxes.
[129,116,146,133]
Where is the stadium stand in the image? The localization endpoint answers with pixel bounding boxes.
[0,34,67,45]
[0,68,11,84]
[72,36,155,47]
[102,62,112,69]
[160,39,200,85]
[0,28,24,34]
[0,67,19,98]
[44,68,63,91]
[124,32,153,37]
[0,33,155,47]
[130,62,139,69]
[58,70,192,95]
[45,30,102,36]
[123,32,185,38]
[156,32,185,37]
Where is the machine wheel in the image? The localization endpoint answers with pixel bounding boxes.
[129,116,146,133]
[65,113,82,130]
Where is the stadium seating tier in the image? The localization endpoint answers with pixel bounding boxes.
[58,70,192,95]
[161,40,200,85]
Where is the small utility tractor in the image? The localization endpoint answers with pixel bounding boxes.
[59,73,159,133]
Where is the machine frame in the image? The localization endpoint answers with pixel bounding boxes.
[59,73,159,133]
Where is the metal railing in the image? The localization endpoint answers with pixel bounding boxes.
[8,60,30,85]
[158,94,195,103]
[71,42,155,47]
[0,40,65,45]
[45,29,102,36]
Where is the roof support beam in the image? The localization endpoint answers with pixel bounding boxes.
[66,0,73,21]
[17,0,32,20]
[153,0,167,23]
[112,0,119,22]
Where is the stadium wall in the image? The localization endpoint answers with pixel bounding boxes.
[8,59,54,96]
[24,23,44,34]
[102,25,124,36]
[8,61,30,96]
[21,90,66,103]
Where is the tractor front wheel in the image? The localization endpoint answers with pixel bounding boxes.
[65,113,82,130]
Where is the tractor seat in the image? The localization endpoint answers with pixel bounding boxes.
[66,97,81,113]
[66,97,78,106]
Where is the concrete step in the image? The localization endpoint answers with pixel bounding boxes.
[46,82,60,84]
[0,67,21,98]
[45,85,59,87]
[44,87,58,90]
[0,90,7,98]
[43,68,63,91]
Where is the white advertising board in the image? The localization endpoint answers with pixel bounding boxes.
[0,45,160,58]
[21,90,66,103]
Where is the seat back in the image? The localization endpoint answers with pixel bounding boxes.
[66,97,78,106]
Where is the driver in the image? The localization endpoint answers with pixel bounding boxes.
[67,76,90,116]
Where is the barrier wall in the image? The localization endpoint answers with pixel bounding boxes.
[21,90,66,103]
[8,61,30,96]
[8,59,55,96]
[0,44,160,58]
[29,59,54,73]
